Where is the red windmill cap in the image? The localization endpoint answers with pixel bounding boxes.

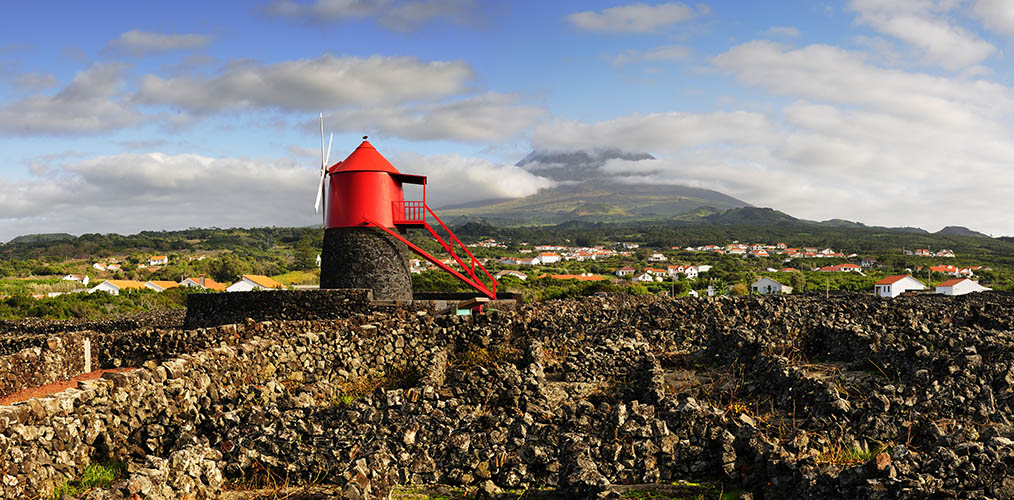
[330,140,401,174]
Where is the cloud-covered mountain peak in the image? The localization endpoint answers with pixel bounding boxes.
[515,148,655,182]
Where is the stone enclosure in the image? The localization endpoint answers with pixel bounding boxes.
[3,291,1014,499]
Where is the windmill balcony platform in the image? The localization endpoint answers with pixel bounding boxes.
[392,200,427,227]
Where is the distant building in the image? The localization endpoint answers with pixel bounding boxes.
[61,274,90,286]
[936,278,990,296]
[648,252,667,262]
[751,277,792,295]
[874,275,925,298]
[615,266,636,277]
[539,252,561,264]
[145,281,180,292]
[861,258,878,268]
[88,280,146,295]
[547,273,604,281]
[181,275,227,292]
[226,275,285,292]
[149,255,169,266]
[495,270,528,281]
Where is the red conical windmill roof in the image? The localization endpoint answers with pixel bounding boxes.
[330,140,401,174]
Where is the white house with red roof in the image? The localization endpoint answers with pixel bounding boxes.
[751,277,792,295]
[61,274,90,286]
[149,255,168,266]
[615,266,636,277]
[936,278,990,296]
[226,275,285,292]
[875,275,925,298]
[648,252,667,262]
[539,252,561,264]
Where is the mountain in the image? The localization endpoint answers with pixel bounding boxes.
[935,226,991,238]
[703,207,799,225]
[438,149,751,225]
[5,233,75,245]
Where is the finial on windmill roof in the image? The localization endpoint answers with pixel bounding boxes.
[363,135,368,140]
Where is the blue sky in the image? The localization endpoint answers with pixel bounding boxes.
[2,0,1014,240]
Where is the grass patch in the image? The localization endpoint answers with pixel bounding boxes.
[451,343,523,372]
[50,460,126,499]
[326,364,421,407]
[270,270,319,286]
[816,441,889,467]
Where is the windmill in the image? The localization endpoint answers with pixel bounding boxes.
[313,113,334,226]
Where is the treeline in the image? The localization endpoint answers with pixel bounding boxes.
[450,221,1014,259]
[1,227,323,261]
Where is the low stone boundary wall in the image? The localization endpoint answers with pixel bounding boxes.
[183,289,377,329]
[0,333,87,399]
[0,310,184,338]
[0,310,454,498]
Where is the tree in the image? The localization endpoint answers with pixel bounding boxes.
[209,254,250,283]
[293,231,319,270]
[789,270,806,293]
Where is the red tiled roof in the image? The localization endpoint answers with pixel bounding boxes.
[876,275,911,285]
[936,278,966,287]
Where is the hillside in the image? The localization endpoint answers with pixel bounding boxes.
[440,148,752,224]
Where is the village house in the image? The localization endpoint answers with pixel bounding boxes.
[632,272,658,283]
[88,280,146,296]
[648,252,667,262]
[145,281,180,292]
[875,275,926,298]
[936,278,991,296]
[149,255,169,266]
[61,274,90,286]
[615,266,636,277]
[751,277,792,295]
[226,275,285,292]
[180,276,227,292]
[936,249,956,258]
[92,263,106,271]
[495,270,528,281]
[538,252,561,264]
[547,273,604,281]
[749,249,769,258]
[861,258,879,268]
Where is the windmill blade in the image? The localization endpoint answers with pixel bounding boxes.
[314,169,326,213]
[325,132,333,167]
[319,113,325,171]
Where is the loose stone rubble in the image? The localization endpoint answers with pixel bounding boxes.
[4,292,1014,499]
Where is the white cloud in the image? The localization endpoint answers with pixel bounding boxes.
[0,152,321,240]
[391,152,557,206]
[567,2,706,34]
[106,30,213,56]
[712,41,1014,127]
[973,0,1014,35]
[263,0,476,30]
[531,111,776,152]
[848,0,996,70]
[324,93,546,142]
[611,45,692,66]
[136,55,475,113]
[0,64,142,135]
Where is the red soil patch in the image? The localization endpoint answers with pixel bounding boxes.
[0,367,135,406]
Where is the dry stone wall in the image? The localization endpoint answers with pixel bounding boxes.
[4,292,1014,499]
[183,289,376,329]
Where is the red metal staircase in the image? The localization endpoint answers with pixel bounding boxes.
[362,200,498,300]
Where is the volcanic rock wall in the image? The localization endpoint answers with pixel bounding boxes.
[184,288,376,329]
[4,293,1014,499]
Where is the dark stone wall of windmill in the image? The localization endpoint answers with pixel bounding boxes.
[320,226,413,301]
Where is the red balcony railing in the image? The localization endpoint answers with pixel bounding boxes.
[393,201,425,224]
